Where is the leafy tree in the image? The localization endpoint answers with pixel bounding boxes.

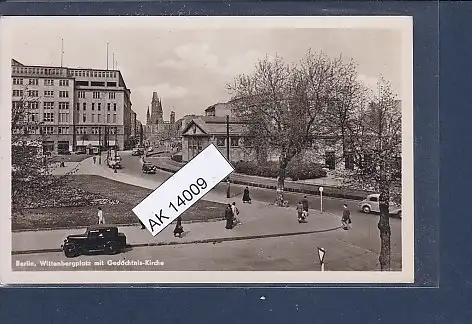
[227,51,356,205]
[343,78,402,270]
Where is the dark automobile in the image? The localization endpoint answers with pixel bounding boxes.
[142,162,157,174]
[61,225,127,258]
[58,149,71,155]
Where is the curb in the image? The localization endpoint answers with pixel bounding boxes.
[11,225,343,255]
[152,164,369,201]
[12,217,225,233]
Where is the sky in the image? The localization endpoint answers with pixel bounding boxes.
[4,17,405,123]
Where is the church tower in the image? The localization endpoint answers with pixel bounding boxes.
[146,106,151,125]
[151,92,163,124]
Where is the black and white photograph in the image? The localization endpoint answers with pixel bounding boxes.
[0,16,413,284]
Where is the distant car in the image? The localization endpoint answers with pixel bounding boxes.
[43,151,52,156]
[58,149,71,155]
[147,147,153,152]
[61,225,127,258]
[107,157,122,169]
[75,150,86,155]
[358,194,402,218]
[132,148,143,156]
[142,162,157,174]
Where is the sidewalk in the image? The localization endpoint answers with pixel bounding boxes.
[153,158,371,200]
[12,201,342,253]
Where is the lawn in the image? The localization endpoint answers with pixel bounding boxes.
[12,175,227,231]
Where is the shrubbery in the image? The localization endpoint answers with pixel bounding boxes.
[233,158,326,180]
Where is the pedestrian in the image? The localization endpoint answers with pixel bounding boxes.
[231,202,240,225]
[97,207,105,224]
[301,195,309,219]
[341,204,352,230]
[225,204,234,229]
[93,156,96,164]
[242,186,252,204]
[296,201,306,223]
[173,216,184,237]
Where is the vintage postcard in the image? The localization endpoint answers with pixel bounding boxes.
[0,16,413,284]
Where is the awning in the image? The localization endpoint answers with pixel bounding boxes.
[76,140,115,146]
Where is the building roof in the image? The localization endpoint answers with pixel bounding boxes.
[182,116,249,136]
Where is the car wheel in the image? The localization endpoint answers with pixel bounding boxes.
[362,206,371,213]
[64,243,79,258]
[105,242,118,255]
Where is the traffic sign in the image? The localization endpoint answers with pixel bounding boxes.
[317,247,326,264]
[319,186,323,192]
[132,144,234,236]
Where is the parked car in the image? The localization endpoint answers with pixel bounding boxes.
[147,146,154,152]
[142,162,157,174]
[358,194,402,218]
[58,149,71,155]
[107,156,122,169]
[132,148,145,156]
[61,225,127,258]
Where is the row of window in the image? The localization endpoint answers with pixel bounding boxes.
[13,101,70,110]
[20,126,118,135]
[216,137,241,147]
[69,70,117,78]
[80,114,117,124]
[76,102,117,111]
[13,89,69,98]
[77,91,116,99]
[12,78,70,87]
[12,67,66,77]
[76,126,117,135]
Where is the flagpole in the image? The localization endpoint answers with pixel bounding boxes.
[60,38,64,68]
[106,42,109,70]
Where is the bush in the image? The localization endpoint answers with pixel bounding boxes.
[233,159,326,180]
[171,153,183,163]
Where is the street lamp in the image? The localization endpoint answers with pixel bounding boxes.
[114,128,118,173]
[98,126,102,165]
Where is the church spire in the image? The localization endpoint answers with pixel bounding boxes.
[146,106,151,125]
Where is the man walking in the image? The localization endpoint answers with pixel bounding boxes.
[97,207,105,224]
[231,202,240,225]
[342,204,352,230]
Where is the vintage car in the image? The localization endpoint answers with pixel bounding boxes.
[132,147,144,156]
[61,225,127,258]
[142,162,157,174]
[107,156,122,169]
[358,194,402,218]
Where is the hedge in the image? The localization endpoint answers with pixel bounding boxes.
[233,159,326,180]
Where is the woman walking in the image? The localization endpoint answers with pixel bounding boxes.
[173,216,184,237]
[242,187,252,204]
[225,204,234,229]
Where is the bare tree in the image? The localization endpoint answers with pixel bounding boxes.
[228,51,348,205]
[11,87,76,212]
[343,77,402,270]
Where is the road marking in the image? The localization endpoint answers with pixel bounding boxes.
[132,144,234,236]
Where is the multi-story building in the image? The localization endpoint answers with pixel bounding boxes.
[11,59,137,153]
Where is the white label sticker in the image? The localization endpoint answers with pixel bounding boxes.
[132,144,234,236]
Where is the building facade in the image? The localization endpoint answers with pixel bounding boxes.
[11,59,138,152]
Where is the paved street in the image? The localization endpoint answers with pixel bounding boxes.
[13,152,402,272]
[12,231,401,272]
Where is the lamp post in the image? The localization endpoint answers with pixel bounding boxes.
[98,126,102,164]
[226,114,231,198]
[114,128,118,173]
